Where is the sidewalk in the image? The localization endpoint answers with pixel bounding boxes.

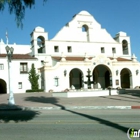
[0,92,140,110]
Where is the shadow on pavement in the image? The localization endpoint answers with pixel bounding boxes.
[117,89,140,98]
[25,96,59,104]
[119,95,140,100]
[55,103,129,134]
[127,93,140,98]
[25,96,129,134]
[100,95,140,103]
[0,104,40,123]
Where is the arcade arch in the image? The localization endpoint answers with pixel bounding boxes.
[120,68,132,88]
[0,79,7,94]
[93,65,112,89]
[69,68,83,89]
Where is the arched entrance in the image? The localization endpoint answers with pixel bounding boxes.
[105,71,110,87]
[120,68,132,88]
[93,65,112,89]
[0,79,7,94]
[69,68,83,89]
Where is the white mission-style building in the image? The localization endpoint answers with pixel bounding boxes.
[0,10,140,94]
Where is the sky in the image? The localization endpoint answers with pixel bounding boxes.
[0,0,140,60]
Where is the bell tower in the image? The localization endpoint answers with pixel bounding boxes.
[114,31,131,57]
[30,26,48,56]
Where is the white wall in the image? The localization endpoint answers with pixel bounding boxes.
[9,59,38,93]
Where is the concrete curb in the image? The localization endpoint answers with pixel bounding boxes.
[131,106,140,109]
[0,105,138,110]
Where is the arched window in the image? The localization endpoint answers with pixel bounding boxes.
[82,25,88,32]
[122,40,129,55]
[37,36,45,53]
[82,24,89,41]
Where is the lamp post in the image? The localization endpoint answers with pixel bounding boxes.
[5,45,15,105]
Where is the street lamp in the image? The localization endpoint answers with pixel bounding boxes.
[64,70,67,77]
[5,45,15,105]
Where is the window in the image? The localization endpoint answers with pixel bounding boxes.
[67,46,72,52]
[101,47,105,53]
[37,36,45,53]
[122,40,129,55]
[82,24,89,42]
[20,63,28,73]
[82,25,88,32]
[112,48,116,53]
[0,64,4,70]
[18,82,22,89]
[54,46,59,52]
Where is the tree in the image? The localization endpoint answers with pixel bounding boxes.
[0,0,47,28]
[28,63,39,90]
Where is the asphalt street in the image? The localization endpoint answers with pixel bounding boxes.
[0,109,140,140]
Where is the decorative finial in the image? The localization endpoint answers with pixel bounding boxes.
[132,53,137,62]
[6,31,9,45]
[61,52,66,62]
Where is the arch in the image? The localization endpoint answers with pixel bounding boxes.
[69,68,83,89]
[122,40,129,55]
[0,79,7,94]
[105,71,110,87]
[93,64,112,89]
[93,68,98,89]
[37,36,45,53]
[82,24,89,32]
[82,24,89,42]
[120,68,132,88]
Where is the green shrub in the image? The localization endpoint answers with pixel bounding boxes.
[28,63,39,90]
[26,89,44,93]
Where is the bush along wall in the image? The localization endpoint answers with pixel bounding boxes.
[26,89,44,93]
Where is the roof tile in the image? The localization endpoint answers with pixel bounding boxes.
[0,54,37,59]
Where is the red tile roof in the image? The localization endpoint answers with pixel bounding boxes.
[52,57,61,61]
[0,54,37,59]
[0,54,131,61]
[0,54,6,57]
[66,57,84,61]
[109,57,132,61]
[52,57,84,61]
[52,56,132,62]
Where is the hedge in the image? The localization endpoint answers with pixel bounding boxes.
[26,89,44,92]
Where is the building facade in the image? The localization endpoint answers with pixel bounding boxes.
[0,10,140,94]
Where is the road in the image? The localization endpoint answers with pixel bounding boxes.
[0,109,140,140]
